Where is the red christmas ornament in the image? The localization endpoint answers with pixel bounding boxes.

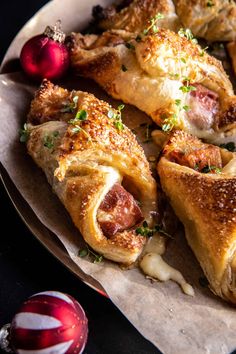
[0,291,88,354]
[20,21,70,81]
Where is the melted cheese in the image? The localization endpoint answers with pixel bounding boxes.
[140,234,194,296]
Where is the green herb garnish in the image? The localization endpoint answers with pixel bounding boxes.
[179,84,196,93]
[201,165,222,174]
[68,110,88,125]
[68,109,91,140]
[162,113,178,132]
[141,13,164,36]
[19,123,30,143]
[43,135,54,149]
[121,64,128,72]
[125,42,135,50]
[114,121,124,131]
[107,105,125,131]
[79,245,103,264]
[169,73,180,79]
[43,131,59,149]
[178,28,198,44]
[136,221,154,237]
[61,95,79,113]
[206,0,214,7]
[136,221,173,239]
[175,99,182,107]
[199,46,208,57]
[220,142,236,152]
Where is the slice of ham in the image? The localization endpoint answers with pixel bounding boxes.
[187,84,219,130]
[97,183,143,237]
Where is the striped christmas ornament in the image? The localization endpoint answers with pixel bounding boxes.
[6,291,88,354]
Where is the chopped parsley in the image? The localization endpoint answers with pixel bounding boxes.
[220,142,236,152]
[61,95,79,113]
[121,64,128,72]
[19,123,30,143]
[178,28,198,44]
[136,221,173,239]
[78,245,103,264]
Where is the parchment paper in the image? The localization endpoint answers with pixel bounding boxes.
[0,1,236,353]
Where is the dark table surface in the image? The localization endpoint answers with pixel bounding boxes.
[0,1,160,353]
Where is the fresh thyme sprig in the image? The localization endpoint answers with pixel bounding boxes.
[178,28,198,44]
[108,104,125,131]
[78,245,103,264]
[43,131,59,149]
[68,109,91,140]
[19,123,30,143]
[143,13,164,35]
[161,98,190,132]
[179,80,196,93]
[162,113,178,132]
[136,221,173,239]
[61,95,79,113]
[206,0,214,7]
[135,13,164,43]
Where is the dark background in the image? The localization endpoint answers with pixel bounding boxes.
[0,1,159,353]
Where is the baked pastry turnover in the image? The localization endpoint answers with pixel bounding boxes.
[69,28,236,145]
[26,80,157,264]
[93,0,236,42]
[227,41,236,76]
[158,130,236,304]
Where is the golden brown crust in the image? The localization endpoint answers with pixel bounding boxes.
[94,0,180,33]
[95,0,236,42]
[27,80,157,264]
[69,28,236,144]
[227,41,236,76]
[158,130,236,304]
[175,0,236,41]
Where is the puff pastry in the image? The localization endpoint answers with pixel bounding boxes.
[26,80,157,264]
[158,130,236,304]
[93,0,180,33]
[69,28,236,145]
[227,41,236,76]
[93,0,236,42]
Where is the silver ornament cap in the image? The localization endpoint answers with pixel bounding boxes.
[0,324,13,353]
[44,20,66,43]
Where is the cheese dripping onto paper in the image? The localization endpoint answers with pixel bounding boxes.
[139,234,194,296]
